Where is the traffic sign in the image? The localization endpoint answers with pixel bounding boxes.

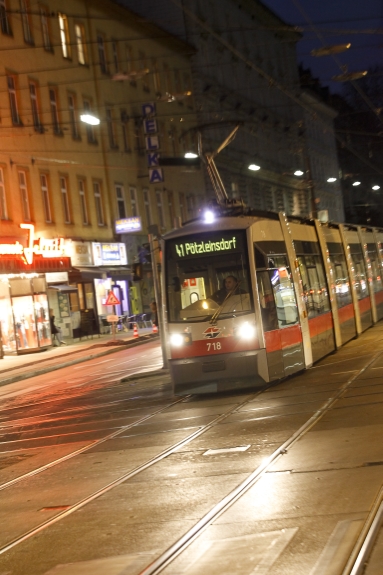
[105,291,121,305]
[106,315,119,322]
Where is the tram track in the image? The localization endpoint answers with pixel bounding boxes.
[0,347,382,569]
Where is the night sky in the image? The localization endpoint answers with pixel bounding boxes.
[261,0,383,92]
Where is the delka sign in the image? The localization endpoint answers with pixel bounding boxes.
[105,291,121,306]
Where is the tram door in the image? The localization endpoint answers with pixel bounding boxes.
[257,263,304,380]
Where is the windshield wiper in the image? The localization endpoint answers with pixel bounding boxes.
[209,282,241,325]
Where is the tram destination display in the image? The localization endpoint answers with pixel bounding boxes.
[171,231,245,259]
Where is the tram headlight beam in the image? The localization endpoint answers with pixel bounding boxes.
[237,321,256,340]
[170,333,193,347]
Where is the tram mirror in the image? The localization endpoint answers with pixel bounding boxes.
[173,276,181,292]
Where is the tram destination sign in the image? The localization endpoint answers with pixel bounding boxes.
[171,232,244,259]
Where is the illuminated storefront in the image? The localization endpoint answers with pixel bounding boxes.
[0,225,71,355]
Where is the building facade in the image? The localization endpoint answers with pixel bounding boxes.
[0,0,205,353]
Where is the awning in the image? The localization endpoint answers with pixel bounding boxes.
[70,266,131,281]
[48,284,78,293]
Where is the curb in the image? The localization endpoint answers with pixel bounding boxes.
[0,335,159,388]
[121,368,170,383]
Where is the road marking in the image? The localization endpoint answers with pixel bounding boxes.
[309,518,364,575]
[332,370,359,375]
[204,445,251,455]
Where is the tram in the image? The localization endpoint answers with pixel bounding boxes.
[163,210,383,394]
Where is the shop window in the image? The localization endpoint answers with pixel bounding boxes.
[93,181,105,225]
[75,23,87,65]
[0,0,11,35]
[78,179,89,225]
[60,175,71,223]
[68,94,79,139]
[7,75,21,125]
[58,13,71,58]
[0,167,8,220]
[18,170,31,221]
[30,82,43,132]
[20,0,33,43]
[40,7,52,51]
[40,173,52,222]
[115,184,126,218]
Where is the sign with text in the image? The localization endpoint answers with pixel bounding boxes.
[143,102,164,184]
[115,217,142,234]
[169,231,245,260]
[92,243,127,266]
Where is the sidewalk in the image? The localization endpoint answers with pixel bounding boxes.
[0,327,158,388]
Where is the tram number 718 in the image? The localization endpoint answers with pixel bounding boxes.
[207,342,222,351]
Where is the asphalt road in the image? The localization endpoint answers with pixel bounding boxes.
[1,333,383,574]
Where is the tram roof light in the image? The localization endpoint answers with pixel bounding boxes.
[294,170,304,176]
[373,185,380,190]
[80,114,100,125]
[327,177,337,183]
[248,164,261,171]
[352,181,361,186]
[204,210,215,224]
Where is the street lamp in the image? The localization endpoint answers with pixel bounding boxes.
[80,114,100,125]
[248,164,261,171]
[373,185,380,191]
[311,44,351,57]
[294,170,304,176]
[327,177,337,183]
[352,181,361,186]
[184,152,198,158]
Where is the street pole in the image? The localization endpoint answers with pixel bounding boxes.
[148,232,168,369]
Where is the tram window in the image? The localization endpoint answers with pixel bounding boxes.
[328,253,352,308]
[298,255,330,318]
[269,267,299,327]
[367,244,383,293]
[351,259,368,300]
[256,271,278,331]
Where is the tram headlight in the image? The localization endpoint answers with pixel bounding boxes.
[238,321,256,340]
[170,333,192,347]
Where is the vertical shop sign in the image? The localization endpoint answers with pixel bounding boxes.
[143,102,164,184]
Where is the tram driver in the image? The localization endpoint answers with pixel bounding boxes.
[211,275,246,305]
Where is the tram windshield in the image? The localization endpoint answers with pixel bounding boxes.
[165,230,252,322]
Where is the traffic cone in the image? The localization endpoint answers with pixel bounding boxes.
[133,323,139,338]
[152,323,158,334]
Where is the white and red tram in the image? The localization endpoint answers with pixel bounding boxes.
[163,211,383,394]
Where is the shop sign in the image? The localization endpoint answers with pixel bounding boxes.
[46,272,69,283]
[92,243,127,266]
[115,217,142,234]
[143,102,164,184]
[0,224,68,265]
[68,241,93,266]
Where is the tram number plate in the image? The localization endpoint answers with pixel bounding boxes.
[206,342,221,351]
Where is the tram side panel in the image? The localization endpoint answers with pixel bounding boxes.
[252,219,305,380]
[322,227,357,345]
[288,222,335,363]
[374,230,383,320]
[344,230,373,332]
[361,229,383,322]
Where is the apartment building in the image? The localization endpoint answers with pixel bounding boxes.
[0,0,205,354]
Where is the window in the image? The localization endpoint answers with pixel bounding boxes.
[0,168,8,220]
[75,23,87,64]
[168,191,175,226]
[143,189,152,225]
[112,40,119,73]
[60,176,71,223]
[138,51,149,91]
[93,181,104,225]
[163,63,172,94]
[83,100,97,144]
[58,13,70,58]
[20,0,33,43]
[40,174,52,222]
[126,45,135,79]
[97,35,108,74]
[152,58,161,94]
[19,171,30,221]
[106,107,117,148]
[179,192,186,222]
[120,109,130,152]
[115,184,126,218]
[7,76,21,125]
[78,179,88,224]
[156,190,165,228]
[130,187,138,217]
[0,0,11,35]
[40,7,52,50]
[49,88,61,134]
[68,94,79,139]
[29,82,42,131]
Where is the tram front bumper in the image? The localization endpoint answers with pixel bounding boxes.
[169,349,268,394]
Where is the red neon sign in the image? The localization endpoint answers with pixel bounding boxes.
[0,224,67,265]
